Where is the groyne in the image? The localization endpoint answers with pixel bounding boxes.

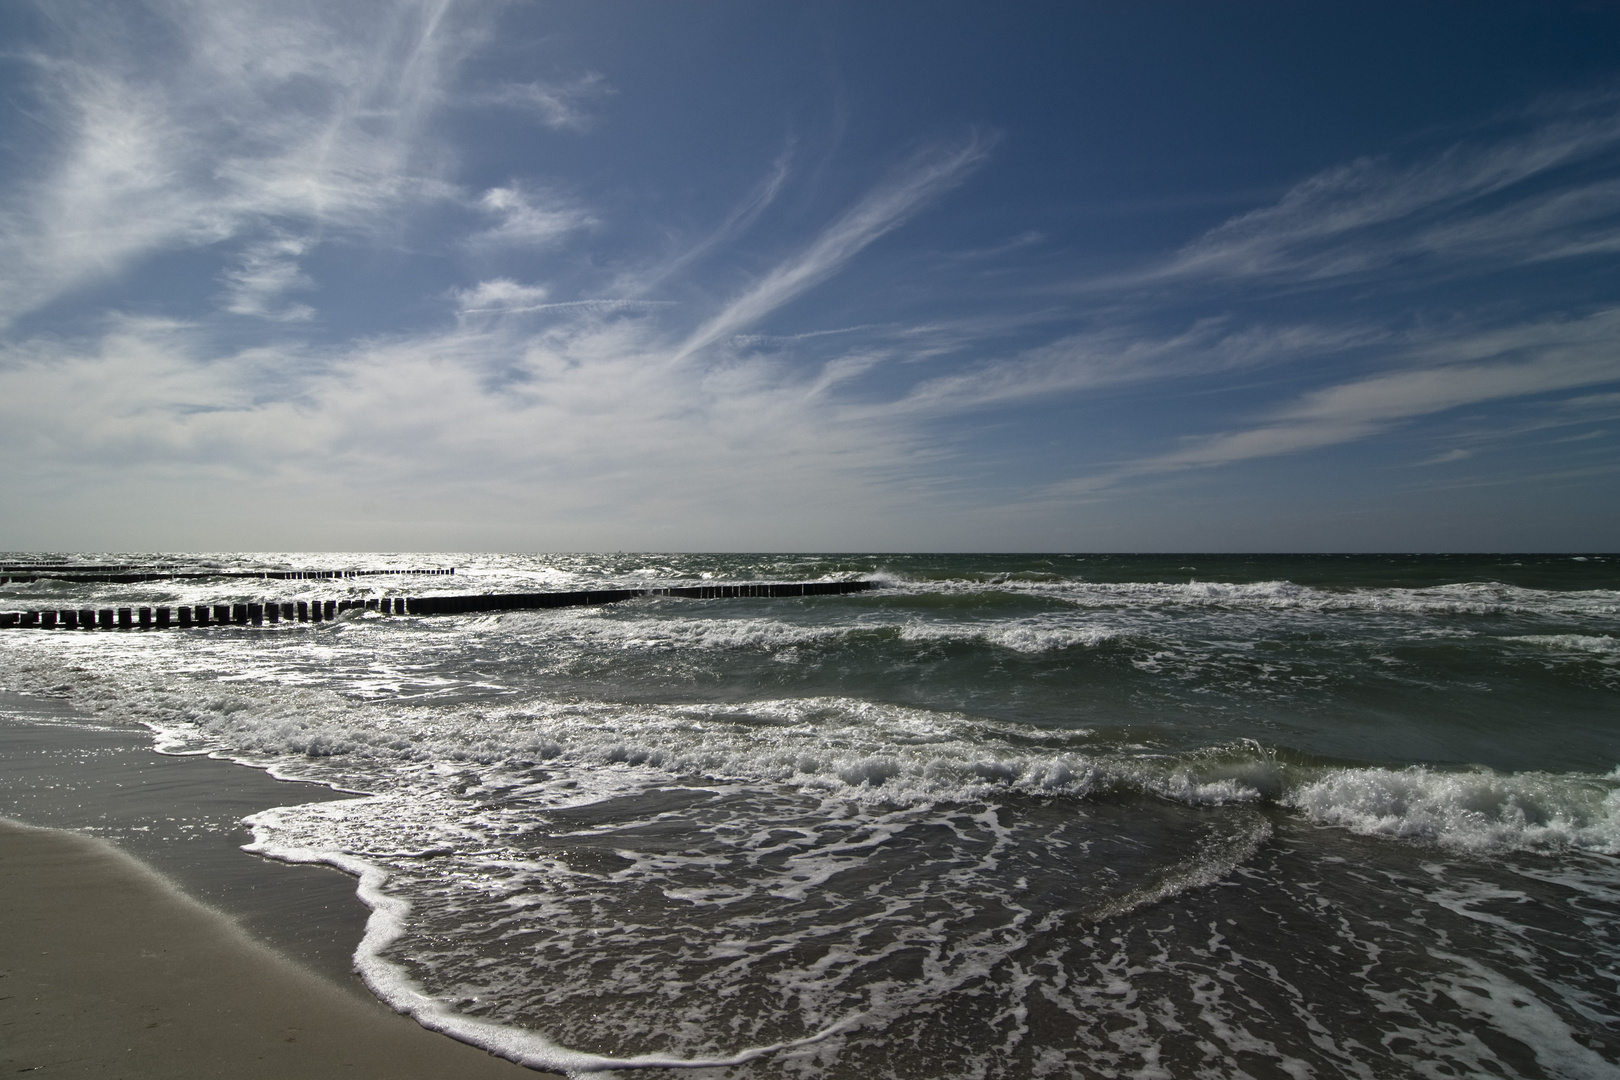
[0,581,873,630]
[0,568,455,585]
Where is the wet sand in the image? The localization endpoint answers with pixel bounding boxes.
[0,695,371,985]
[0,695,560,1077]
[0,818,553,1078]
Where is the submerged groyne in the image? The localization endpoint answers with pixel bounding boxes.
[0,580,873,630]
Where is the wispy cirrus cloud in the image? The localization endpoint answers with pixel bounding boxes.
[479,73,612,131]
[220,234,315,320]
[1059,308,1620,491]
[452,279,675,319]
[1149,96,1620,288]
[891,319,1387,417]
[672,136,991,362]
[619,148,795,299]
[0,0,479,325]
[467,184,593,249]
[4,2,1618,550]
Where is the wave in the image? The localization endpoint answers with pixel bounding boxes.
[490,607,1132,656]
[240,828,855,1075]
[896,619,1124,653]
[24,667,1606,856]
[1502,634,1620,656]
[875,574,1620,618]
[1286,766,1620,852]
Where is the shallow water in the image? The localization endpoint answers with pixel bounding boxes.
[2,553,1617,1077]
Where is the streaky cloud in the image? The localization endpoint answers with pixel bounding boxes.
[0,0,479,326]
[479,74,612,131]
[671,135,991,363]
[1063,308,1620,490]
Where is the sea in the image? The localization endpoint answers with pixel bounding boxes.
[1,552,1618,1079]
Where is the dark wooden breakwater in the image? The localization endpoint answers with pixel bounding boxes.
[0,567,455,585]
[0,581,873,630]
[407,580,870,614]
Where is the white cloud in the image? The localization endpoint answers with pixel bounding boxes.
[1149,99,1620,288]
[481,74,611,131]
[221,235,315,320]
[453,279,552,314]
[672,136,990,362]
[892,320,1384,417]
[469,185,593,248]
[4,8,1618,548]
[617,148,794,298]
[0,302,932,547]
[0,0,479,325]
[1067,309,1620,488]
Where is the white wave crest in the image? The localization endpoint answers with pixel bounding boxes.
[1502,634,1620,656]
[879,575,1620,619]
[1286,766,1620,853]
[897,620,1123,653]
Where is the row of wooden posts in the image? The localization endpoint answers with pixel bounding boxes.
[1,597,403,630]
[0,581,874,630]
[0,568,456,585]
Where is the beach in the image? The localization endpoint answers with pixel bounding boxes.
[2,551,1618,1078]
[0,817,549,1079]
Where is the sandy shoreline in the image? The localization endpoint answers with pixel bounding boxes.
[1,817,555,1079]
[0,695,563,1078]
[0,700,372,986]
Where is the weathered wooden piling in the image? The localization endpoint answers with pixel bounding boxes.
[0,566,456,584]
[400,580,872,616]
[2,580,873,632]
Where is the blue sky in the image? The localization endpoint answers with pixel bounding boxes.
[2,1,1619,552]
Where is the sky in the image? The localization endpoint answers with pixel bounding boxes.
[1,1,1619,553]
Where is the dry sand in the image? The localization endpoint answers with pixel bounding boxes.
[1,817,558,1079]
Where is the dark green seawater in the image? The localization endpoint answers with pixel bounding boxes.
[2,552,1618,1077]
